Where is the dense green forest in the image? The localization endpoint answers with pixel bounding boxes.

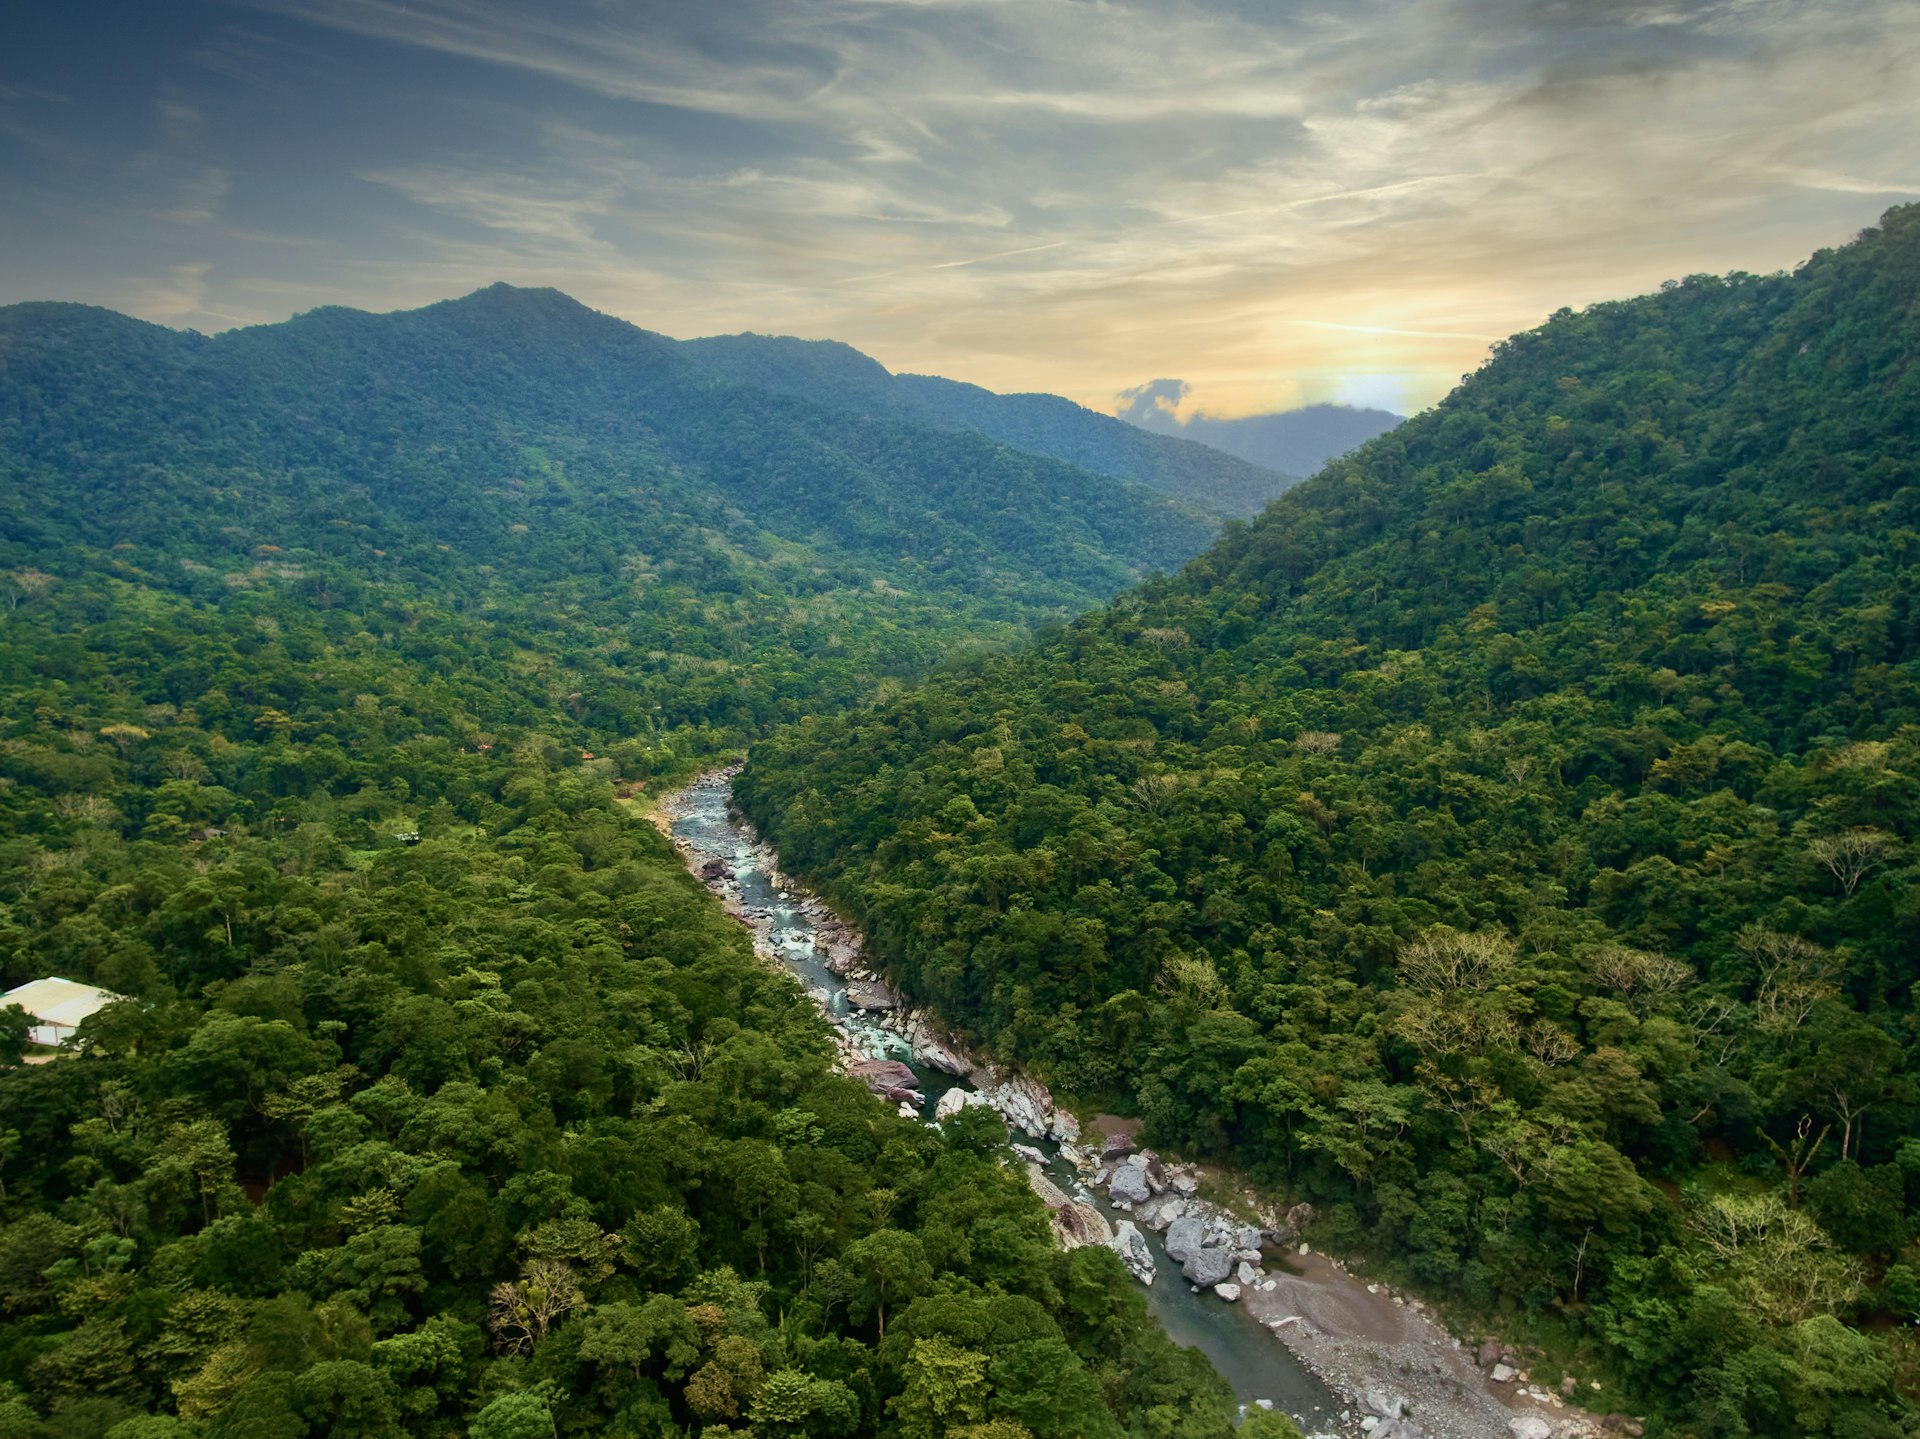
[0,284,1234,746]
[677,335,1296,520]
[0,288,1273,1435]
[0,566,1238,1439]
[738,207,1920,1437]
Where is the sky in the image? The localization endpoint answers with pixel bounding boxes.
[2,1,1917,419]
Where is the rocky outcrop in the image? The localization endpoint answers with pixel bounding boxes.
[1109,1220,1155,1284]
[1268,1200,1316,1244]
[970,1067,1057,1139]
[934,1087,990,1123]
[879,1009,974,1075]
[1025,1163,1114,1253]
[1056,1202,1113,1250]
[845,977,900,1011]
[1138,1192,1185,1232]
[849,1058,920,1105]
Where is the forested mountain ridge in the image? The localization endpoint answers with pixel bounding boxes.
[5,284,1219,596]
[0,296,1249,1432]
[679,333,1299,518]
[0,284,1236,752]
[736,206,1920,1437]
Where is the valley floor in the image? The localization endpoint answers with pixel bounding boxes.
[661,770,1626,1439]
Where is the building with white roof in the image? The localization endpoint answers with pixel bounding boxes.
[3,978,124,1047]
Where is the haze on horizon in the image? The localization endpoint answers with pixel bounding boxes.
[2,0,1916,422]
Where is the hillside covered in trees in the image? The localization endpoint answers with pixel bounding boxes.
[0,603,1238,1437]
[0,289,1270,1435]
[1,284,1240,746]
[679,335,1300,520]
[737,207,1920,1437]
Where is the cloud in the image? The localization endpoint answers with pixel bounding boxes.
[1116,379,1190,427]
[5,0,1918,411]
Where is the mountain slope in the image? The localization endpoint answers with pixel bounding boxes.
[680,332,1298,518]
[736,208,1920,1438]
[3,285,1212,601]
[0,285,1217,739]
[0,317,1241,1438]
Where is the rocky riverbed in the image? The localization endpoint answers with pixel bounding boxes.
[659,771,1630,1439]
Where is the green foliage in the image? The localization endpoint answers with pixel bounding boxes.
[0,284,1218,761]
[738,207,1920,1436]
[0,284,1236,1436]
[678,331,1297,519]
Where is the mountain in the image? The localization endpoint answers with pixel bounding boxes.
[0,284,1221,738]
[680,333,1298,518]
[1116,385,1402,476]
[0,289,1246,1436]
[735,208,1920,1438]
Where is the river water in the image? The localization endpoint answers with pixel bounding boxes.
[666,774,1349,1437]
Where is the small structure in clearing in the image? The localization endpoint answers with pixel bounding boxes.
[3,978,124,1047]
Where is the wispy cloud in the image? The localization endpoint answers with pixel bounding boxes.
[3,0,1917,413]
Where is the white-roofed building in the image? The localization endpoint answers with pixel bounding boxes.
[3,978,124,1047]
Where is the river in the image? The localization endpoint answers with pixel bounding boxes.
[665,773,1350,1437]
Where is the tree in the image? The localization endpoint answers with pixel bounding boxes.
[1740,928,1840,1037]
[683,1334,766,1422]
[0,1009,31,1067]
[1807,828,1899,895]
[486,1259,582,1354]
[890,1336,990,1439]
[1688,1192,1863,1325]
[750,1369,860,1439]
[1396,927,1519,995]
[621,1204,702,1291]
[841,1229,931,1339]
[289,1359,401,1439]
[4,569,53,610]
[1805,1162,1910,1256]
[469,1392,556,1439]
[1238,1412,1306,1439]
[577,1298,699,1382]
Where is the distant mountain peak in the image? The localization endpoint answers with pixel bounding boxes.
[679,334,1297,518]
[435,282,605,323]
[1116,388,1403,477]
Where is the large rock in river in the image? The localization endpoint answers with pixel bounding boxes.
[1138,1193,1185,1232]
[1164,1214,1206,1263]
[846,978,900,1011]
[849,1058,920,1103]
[1026,1163,1113,1252]
[1181,1244,1233,1288]
[1107,1161,1152,1205]
[933,1088,988,1123]
[1109,1220,1155,1284]
[973,1068,1055,1138]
